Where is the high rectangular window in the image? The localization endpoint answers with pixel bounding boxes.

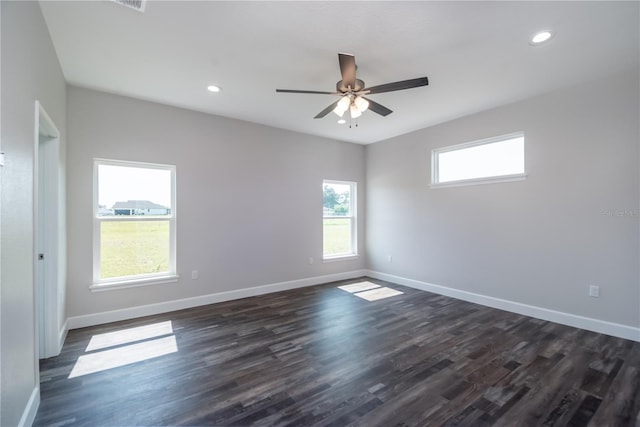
[93,159,176,288]
[323,180,357,260]
[432,132,525,187]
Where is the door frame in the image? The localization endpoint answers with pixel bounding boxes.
[34,100,64,359]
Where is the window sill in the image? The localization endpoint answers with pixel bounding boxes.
[322,254,359,263]
[430,173,527,189]
[90,274,179,292]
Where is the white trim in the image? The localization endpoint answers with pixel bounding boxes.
[94,157,175,171]
[58,319,69,352]
[434,131,525,154]
[34,101,64,359]
[90,274,179,292]
[366,270,640,342]
[322,179,356,187]
[36,103,59,138]
[322,254,360,263]
[97,216,175,222]
[429,173,527,189]
[65,269,639,342]
[17,385,39,427]
[68,270,367,329]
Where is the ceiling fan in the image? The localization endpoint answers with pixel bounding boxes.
[276,53,429,120]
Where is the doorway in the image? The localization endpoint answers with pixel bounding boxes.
[34,101,65,359]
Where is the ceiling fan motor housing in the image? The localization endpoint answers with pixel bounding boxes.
[337,79,365,93]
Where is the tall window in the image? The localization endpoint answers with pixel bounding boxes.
[432,132,525,187]
[323,180,357,260]
[93,159,176,288]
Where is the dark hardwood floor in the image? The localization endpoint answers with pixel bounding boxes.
[34,277,640,426]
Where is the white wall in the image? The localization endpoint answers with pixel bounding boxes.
[66,87,365,319]
[1,2,67,426]
[366,69,639,331]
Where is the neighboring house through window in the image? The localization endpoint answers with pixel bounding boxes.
[93,159,177,289]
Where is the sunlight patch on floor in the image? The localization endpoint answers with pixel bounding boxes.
[86,320,174,351]
[69,320,178,379]
[338,281,381,293]
[69,335,178,378]
[337,281,404,301]
[353,286,404,301]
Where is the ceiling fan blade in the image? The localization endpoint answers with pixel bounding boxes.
[276,89,338,95]
[314,99,340,119]
[365,77,429,94]
[362,97,393,116]
[338,53,356,89]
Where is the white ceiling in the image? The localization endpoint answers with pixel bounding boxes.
[40,1,639,145]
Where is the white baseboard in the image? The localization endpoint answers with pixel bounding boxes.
[367,270,640,342]
[67,270,367,329]
[18,385,39,427]
[58,320,68,354]
[66,268,639,342]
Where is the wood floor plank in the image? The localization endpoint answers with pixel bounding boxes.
[34,277,640,426]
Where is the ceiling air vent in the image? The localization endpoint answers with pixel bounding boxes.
[110,0,146,12]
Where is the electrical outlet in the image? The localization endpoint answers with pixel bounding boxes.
[387,255,393,263]
[191,270,198,280]
[589,285,599,298]
[309,257,314,265]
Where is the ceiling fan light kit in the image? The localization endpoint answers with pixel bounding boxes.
[350,103,362,119]
[276,53,429,123]
[354,96,369,113]
[333,95,351,117]
[332,94,370,119]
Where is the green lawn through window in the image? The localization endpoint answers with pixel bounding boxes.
[100,221,170,279]
[323,218,352,257]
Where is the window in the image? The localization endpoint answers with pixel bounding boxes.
[431,132,526,187]
[93,159,176,289]
[323,180,357,260]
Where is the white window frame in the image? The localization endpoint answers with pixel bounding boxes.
[91,159,177,291]
[322,179,358,262]
[431,132,526,188]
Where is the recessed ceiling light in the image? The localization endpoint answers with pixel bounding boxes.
[337,119,346,124]
[530,30,554,45]
[207,85,221,93]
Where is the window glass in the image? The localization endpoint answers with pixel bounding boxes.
[433,133,525,185]
[323,180,356,259]
[94,160,176,286]
[98,164,172,217]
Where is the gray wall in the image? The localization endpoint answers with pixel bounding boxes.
[1,1,67,425]
[366,69,639,328]
[66,87,365,318]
